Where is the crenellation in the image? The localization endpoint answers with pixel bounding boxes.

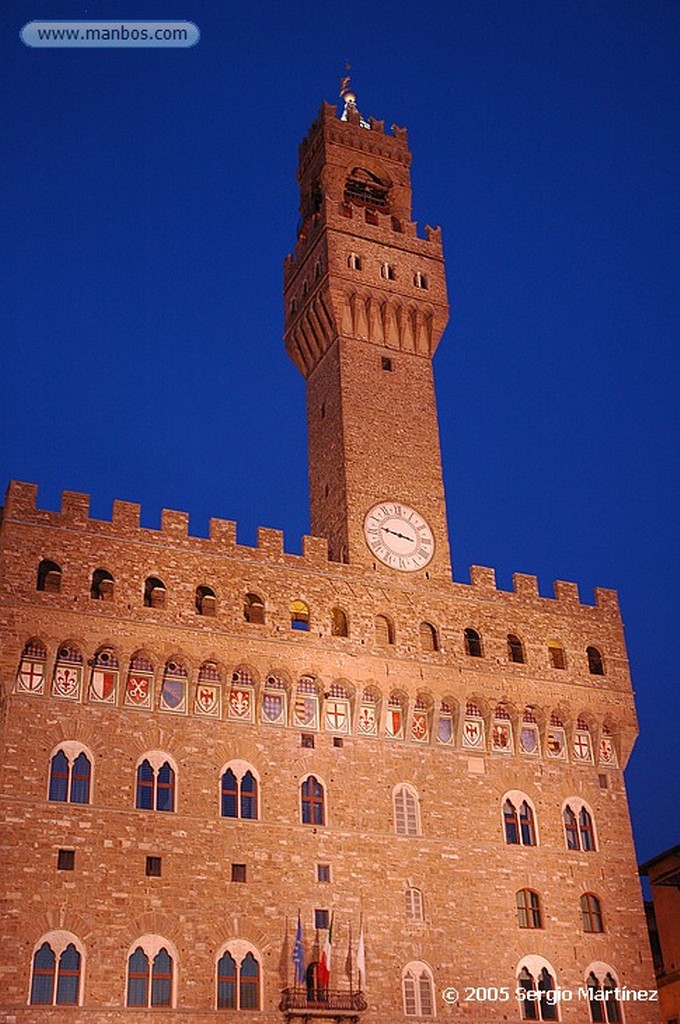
[553,579,581,605]
[512,572,540,599]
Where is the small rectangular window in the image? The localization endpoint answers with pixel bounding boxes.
[333,736,344,748]
[381,356,393,372]
[598,774,609,789]
[317,863,331,883]
[146,856,162,877]
[301,733,315,749]
[232,863,247,883]
[57,849,75,871]
[314,908,329,930]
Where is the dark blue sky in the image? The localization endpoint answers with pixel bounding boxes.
[1,1,678,863]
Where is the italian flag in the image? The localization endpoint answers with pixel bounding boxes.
[318,913,334,988]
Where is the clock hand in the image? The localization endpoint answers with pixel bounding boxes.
[382,526,414,542]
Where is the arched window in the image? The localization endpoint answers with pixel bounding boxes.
[301,775,325,825]
[291,599,310,631]
[419,621,439,652]
[394,784,420,836]
[381,262,396,280]
[37,559,62,592]
[503,794,537,846]
[347,252,362,271]
[48,744,92,804]
[217,951,237,1009]
[244,592,265,624]
[135,754,176,812]
[581,893,604,933]
[507,634,525,663]
[29,932,84,1006]
[563,800,597,852]
[90,567,114,600]
[331,607,348,637]
[344,167,390,211]
[126,938,176,1008]
[402,961,435,1016]
[516,890,542,929]
[375,613,395,646]
[414,271,429,289]
[196,584,216,616]
[517,964,558,1021]
[586,969,621,1023]
[464,628,483,657]
[587,646,605,675]
[220,762,259,820]
[548,641,566,669]
[405,887,424,921]
[143,576,166,609]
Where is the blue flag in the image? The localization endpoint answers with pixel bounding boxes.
[292,913,305,985]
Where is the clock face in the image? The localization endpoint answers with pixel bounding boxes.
[363,502,435,571]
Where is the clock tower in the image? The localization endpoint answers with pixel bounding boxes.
[284,90,452,581]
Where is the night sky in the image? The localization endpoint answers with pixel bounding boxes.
[1,1,678,865]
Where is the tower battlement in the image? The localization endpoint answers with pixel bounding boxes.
[2,480,620,614]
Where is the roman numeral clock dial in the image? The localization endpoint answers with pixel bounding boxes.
[363,502,435,572]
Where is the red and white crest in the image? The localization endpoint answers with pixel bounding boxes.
[358,704,377,736]
[124,673,152,709]
[89,668,117,704]
[411,712,429,742]
[52,666,81,701]
[386,706,403,738]
[195,685,220,717]
[325,699,349,733]
[573,733,593,763]
[462,719,483,748]
[228,687,253,721]
[16,659,45,695]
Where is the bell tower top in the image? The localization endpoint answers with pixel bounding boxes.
[284,98,451,581]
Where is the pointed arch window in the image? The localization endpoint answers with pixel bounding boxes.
[221,763,259,820]
[587,971,621,1023]
[503,796,536,846]
[394,784,420,836]
[30,934,83,1006]
[48,746,91,804]
[127,941,174,1008]
[563,800,597,851]
[301,775,325,825]
[217,951,237,1009]
[135,755,175,812]
[517,965,558,1021]
[402,961,435,1016]
[464,628,483,657]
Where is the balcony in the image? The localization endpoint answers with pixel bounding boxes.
[279,987,367,1022]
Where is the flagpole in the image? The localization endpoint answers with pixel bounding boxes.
[348,921,353,994]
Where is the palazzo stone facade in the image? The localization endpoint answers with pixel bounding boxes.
[0,92,659,1023]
